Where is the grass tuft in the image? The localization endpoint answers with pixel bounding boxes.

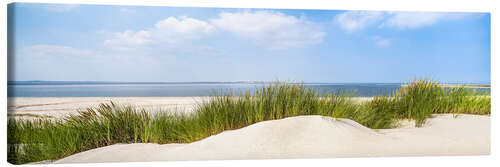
[7,79,490,164]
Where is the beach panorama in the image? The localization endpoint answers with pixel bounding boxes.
[7,3,491,164]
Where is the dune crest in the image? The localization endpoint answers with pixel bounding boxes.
[55,114,490,163]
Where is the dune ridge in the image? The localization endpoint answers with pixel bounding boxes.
[55,114,490,163]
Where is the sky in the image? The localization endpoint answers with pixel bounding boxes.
[7,3,491,83]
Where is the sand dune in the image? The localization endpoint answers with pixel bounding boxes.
[55,114,489,163]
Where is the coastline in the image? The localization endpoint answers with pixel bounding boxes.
[7,97,376,119]
[401,84,491,89]
[7,81,491,164]
[7,97,211,119]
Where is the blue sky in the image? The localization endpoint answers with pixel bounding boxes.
[8,3,491,83]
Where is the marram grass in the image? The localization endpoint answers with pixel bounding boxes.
[7,79,490,164]
[377,78,490,126]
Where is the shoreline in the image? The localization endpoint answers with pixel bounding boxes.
[7,97,211,119]
[7,97,376,119]
[401,84,490,89]
[7,80,491,164]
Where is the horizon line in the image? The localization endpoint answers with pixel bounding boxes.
[7,80,492,85]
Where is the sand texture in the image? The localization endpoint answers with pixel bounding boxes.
[54,114,490,163]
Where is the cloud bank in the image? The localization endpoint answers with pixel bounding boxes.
[335,11,385,33]
[335,11,472,32]
[104,16,215,51]
[105,11,324,51]
[211,11,325,50]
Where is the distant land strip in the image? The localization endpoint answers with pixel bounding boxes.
[401,84,490,88]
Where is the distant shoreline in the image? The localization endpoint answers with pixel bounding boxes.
[9,81,490,86]
[401,84,490,88]
[7,83,407,97]
[6,97,376,119]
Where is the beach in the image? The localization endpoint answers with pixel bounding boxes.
[7,97,211,119]
[7,96,490,163]
[7,97,376,119]
[6,4,493,166]
[53,114,490,163]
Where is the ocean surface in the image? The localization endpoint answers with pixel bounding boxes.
[7,81,490,97]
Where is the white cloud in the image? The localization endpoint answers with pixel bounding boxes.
[104,30,152,51]
[42,4,80,12]
[335,11,472,32]
[104,16,214,50]
[210,11,325,50]
[154,17,214,37]
[381,12,470,29]
[105,12,323,51]
[335,11,385,32]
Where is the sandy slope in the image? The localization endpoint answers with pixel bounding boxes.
[54,114,490,163]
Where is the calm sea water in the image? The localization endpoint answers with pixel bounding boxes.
[7,82,490,97]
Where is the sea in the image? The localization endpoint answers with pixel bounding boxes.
[7,81,491,97]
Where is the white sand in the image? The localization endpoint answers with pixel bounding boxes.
[8,97,374,119]
[55,114,490,163]
[8,97,211,119]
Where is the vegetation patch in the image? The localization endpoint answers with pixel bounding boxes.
[7,79,490,164]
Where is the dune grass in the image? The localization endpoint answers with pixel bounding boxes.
[7,79,490,164]
[378,79,490,126]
